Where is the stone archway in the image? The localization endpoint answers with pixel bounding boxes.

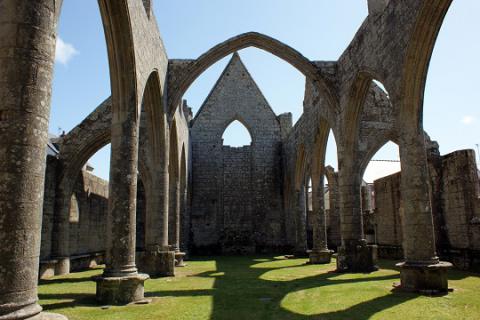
[168,32,338,116]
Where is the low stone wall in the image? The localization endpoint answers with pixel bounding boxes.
[372,149,480,269]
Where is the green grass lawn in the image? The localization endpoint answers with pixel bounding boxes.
[38,256,480,320]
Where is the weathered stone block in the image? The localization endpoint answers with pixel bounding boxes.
[337,241,378,272]
[309,249,333,264]
[139,249,175,277]
[396,261,452,293]
[93,273,149,305]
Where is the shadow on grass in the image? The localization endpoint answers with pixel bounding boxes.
[39,293,98,310]
[39,276,95,285]
[40,256,457,319]
[147,256,417,319]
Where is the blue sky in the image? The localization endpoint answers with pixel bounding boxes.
[51,1,479,182]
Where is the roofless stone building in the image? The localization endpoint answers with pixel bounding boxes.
[1,0,479,319]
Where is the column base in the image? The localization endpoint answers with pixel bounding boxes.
[139,248,175,277]
[0,304,67,320]
[175,252,186,267]
[54,257,70,276]
[336,240,378,273]
[308,249,333,264]
[0,303,69,320]
[396,261,452,294]
[93,273,149,305]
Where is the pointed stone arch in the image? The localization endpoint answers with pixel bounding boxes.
[168,32,338,116]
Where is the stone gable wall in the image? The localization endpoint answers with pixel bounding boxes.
[190,54,285,253]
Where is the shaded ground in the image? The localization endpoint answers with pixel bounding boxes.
[38,256,480,320]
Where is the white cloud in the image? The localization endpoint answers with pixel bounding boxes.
[55,37,78,66]
[462,115,475,125]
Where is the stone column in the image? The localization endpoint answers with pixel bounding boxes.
[93,111,149,304]
[293,188,308,256]
[173,180,186,267]
[309,176,332,264]
[51,183,72,275]
[141,165,175,277]
[179,182,189,255]
[397,132,451,293]
[0,1,66,319]
[336,169,377,272]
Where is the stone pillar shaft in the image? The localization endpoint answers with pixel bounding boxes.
[179,184,188,251]
[338,173,364,243]
[312,178,328,251]
[104,113,139,277]
[0,1,63,319]
[174,180,181,251]
[336,167,377,272]
[294,189,307,254]
[399,132,439,264]
[140,163,174,277]
[51,184,72,275]
[161,164,170,249]
[145,167,168,247]
[396,131,451,293]
[309,176,332,264]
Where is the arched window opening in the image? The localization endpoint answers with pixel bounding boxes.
[306,177,313,250]
[222,120,252,147]
[363,141,401,184]
[84,144,111,181]
[325,130,338,170]
[307,177,313,212]
[362,141,401,246]
[324,175,330,211]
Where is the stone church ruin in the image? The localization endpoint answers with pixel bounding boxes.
[0,0,479,319]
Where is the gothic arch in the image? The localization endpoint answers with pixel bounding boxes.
[221,118,254,146]
[343,71,390,161]
[141,71,168,168]
[96,0,138,116]
[294,144,308,191]
[399,0,453,130]
[168,32,338,115]
[311,117,333,188]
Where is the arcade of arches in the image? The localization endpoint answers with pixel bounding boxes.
[0,0,479,319]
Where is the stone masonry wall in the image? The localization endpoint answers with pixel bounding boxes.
[221,146,254,254]
[68,171,109,257]
[441,150,480,250]
[373,172,403,258]
[373,149,480,268]
[40,155,149,275]
[40,156,58,260]
[190,53,285,253]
